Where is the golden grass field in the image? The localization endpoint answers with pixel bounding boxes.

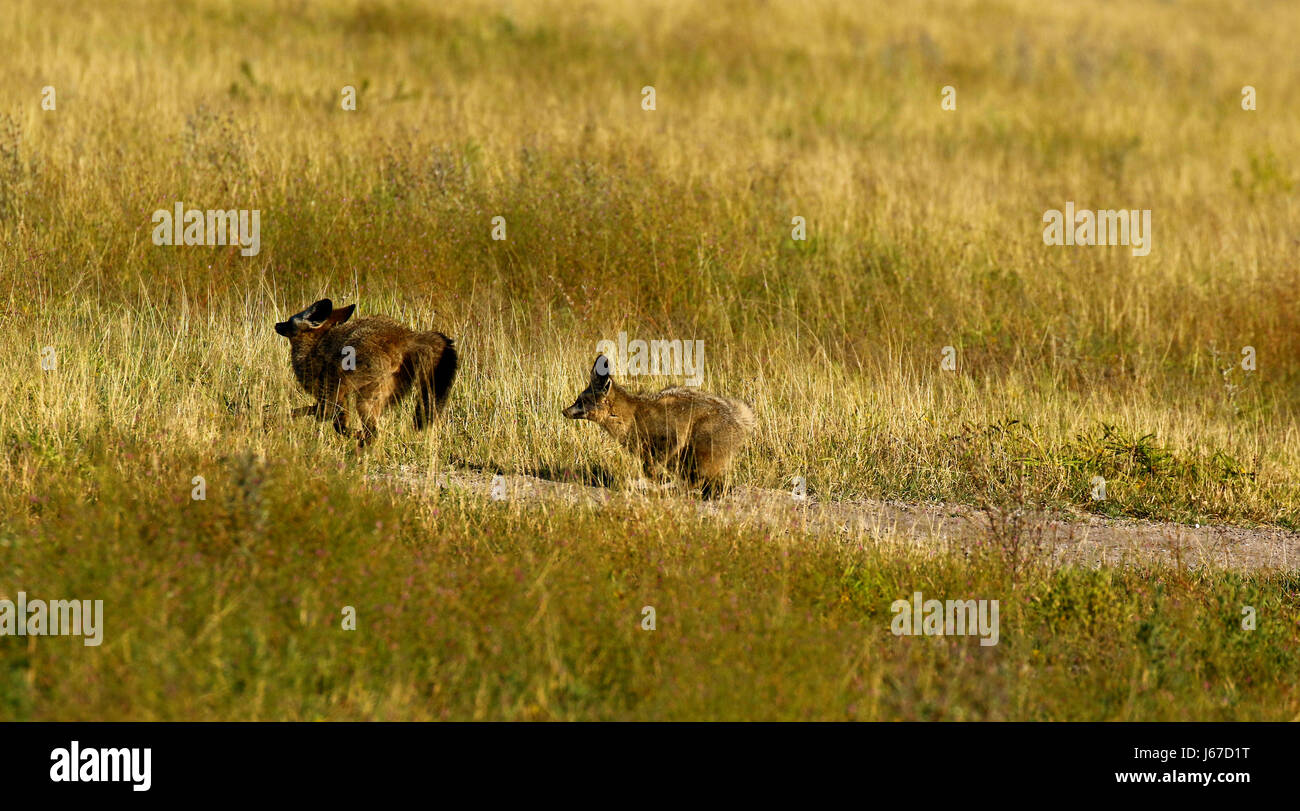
[1,0,1298,720]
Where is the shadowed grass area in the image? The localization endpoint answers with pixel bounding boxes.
[2,447,1298,721]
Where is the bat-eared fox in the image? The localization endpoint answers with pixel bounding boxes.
[563,354,755,498]
[274,299,457,447]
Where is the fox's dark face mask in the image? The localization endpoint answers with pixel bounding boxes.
[563,355,613,420]
[275,299,336,338]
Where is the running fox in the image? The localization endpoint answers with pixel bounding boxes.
[562,354,755,498]
[274,299,457,447]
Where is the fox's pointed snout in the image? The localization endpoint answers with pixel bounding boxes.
[562,403,583,419]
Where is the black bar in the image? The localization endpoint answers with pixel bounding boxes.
[1,722,1285,800]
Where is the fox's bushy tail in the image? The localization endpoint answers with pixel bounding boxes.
[402,333,457,429]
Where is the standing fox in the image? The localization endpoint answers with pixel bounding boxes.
[563,354,755,498]
[274,299,457,447]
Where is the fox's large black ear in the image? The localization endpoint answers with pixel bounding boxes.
[590,354,612,391]
[294,298,334,326]
[324,304,355,327]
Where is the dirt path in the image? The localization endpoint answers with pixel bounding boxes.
[379,467,1300,573]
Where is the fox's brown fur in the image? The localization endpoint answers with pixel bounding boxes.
[274,299,457,447]
[563,354,755,498]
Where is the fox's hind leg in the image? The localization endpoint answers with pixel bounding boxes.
[685,438,734,500]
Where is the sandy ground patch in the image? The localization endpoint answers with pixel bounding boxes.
[378,466,1300,573]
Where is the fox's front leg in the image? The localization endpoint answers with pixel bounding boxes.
[295,400,341,426]
[280,401,334,421]
[640,444,689,491]
[631,457,676,493]
[307,393,354,438]
[329,402,353,438]
[646,431,689,484]
[354,391,384,449]
[263,403,316,430]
